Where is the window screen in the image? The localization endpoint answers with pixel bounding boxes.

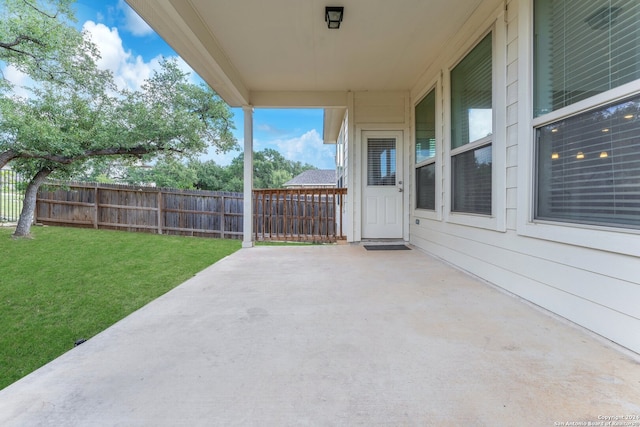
[534,0,640,117]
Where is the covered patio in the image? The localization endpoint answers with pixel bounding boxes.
[1,244,638,425]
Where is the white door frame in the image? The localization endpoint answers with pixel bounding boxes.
[360,130,405,240]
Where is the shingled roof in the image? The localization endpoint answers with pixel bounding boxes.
[283,169,336,188]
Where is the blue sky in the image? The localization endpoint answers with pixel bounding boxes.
[9,0,336,169]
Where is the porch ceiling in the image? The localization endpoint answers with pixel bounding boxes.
[125,0,486,107]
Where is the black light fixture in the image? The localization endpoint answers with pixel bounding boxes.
[325,6,344,29]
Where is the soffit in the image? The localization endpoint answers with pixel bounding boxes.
[126,0,486,107]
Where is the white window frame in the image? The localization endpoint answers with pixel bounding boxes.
[444,20,507,232]
[517,0,640,257]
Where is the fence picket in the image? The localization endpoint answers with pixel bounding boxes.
[252,188,347,243]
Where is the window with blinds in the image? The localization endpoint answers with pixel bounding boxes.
[534,0,640,229]
[416,90,436,164]
[367,138,396,186]
[536,94,640,228]
[415,89,436,210]
[534,0,640,117]
[450,33,493,215]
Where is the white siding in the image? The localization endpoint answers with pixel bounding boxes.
[408,0,640,354]
[354,92,408,125]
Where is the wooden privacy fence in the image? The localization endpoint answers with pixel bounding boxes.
[253,188,347,243]
[36,182,243,239]
[35,182,348,242]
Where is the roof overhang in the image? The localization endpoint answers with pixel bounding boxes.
[322,107,347,144]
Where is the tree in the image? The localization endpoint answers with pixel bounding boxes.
[124,158,198,189]
[245,148,315,188]
[113,149,318,193]
[0,0,113,171]
[190,160,229,191]
[2,54,237,236]
[0,0,81,90]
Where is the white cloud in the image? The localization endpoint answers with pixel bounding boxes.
[268,129,336,169]
[82,20,161,91]
[117,0,153,36]
[2,65,32,98]
[82,21,199,91]
[201,130,336,170]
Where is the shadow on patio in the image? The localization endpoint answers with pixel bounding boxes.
[1,245,639,425]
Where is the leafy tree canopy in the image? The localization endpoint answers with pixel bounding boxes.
[89,149,318,193]
[0,0,91,90]
[0,0,238,237]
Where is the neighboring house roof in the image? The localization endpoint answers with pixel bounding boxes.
[284,170,336,187]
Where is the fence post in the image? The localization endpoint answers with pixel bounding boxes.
[157,190,163,235]
[93,184,99,229]
[219,195,225,239]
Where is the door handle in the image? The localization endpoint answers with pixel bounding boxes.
[398,187,403,192]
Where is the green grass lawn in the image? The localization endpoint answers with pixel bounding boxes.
[0,226,241,390]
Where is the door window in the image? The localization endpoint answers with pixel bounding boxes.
[367,138,396,186]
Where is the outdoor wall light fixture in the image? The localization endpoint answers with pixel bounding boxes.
[325,6,344,29]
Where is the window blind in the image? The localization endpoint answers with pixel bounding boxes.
[534,0,640,116]
[416,89,437,164]
[452,145,492,214]
[536,94,640,228]
[416,163,436,210]
[451,33,493,149]
[367,138,396,186]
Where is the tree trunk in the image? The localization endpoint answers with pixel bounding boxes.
[13,167,53,238]
[0,150,17,170]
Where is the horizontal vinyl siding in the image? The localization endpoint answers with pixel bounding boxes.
[410,224,640,352]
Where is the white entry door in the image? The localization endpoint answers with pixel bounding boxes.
[362,131,404,239]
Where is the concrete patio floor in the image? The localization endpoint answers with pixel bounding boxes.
[1,244,639,426]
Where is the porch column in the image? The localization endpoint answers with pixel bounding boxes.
[242,106,254,248]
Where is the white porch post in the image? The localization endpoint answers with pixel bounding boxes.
[242,106,254,248]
